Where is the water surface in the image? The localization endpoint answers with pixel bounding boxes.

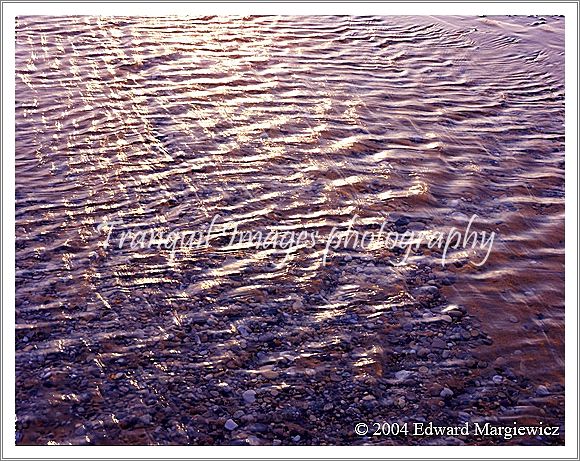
[15,15,565,445]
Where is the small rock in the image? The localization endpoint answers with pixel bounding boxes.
[508,315,519,323]
[430,383,444,396]
[262,370,279,380]
[440,387,454,399]
[241,414,255,423]
[536,385,550,396]
[242,390,256,404]
[432,338,446,349]
[247,423,268,433]
[259,333,275,342]
[330,373,341,382]
[413,285,439,304]
[292,300,303,309]
[417,347,430,358]
[492,375,503,384]
[494,357,507,367]
[134,329,145,339]
[246,435,261,446]
[395,217,410,228]
[237,325,251,338]
[449,310,464,319]
[395,370,413,381]
[225,419,238,431]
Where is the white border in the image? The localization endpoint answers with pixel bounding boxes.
[2,2,578,459]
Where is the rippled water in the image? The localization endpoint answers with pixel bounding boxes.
[15,16,564,445]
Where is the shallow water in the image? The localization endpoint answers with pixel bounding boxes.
[15,16,564,445]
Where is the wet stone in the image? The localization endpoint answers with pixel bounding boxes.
[536,385,550,396]
[262,370,279,380]
[395,370,413,381]
[431,338,447,349]
[440,387,454,399]
[242,390,256,404]
[417,347,430,358]
[225,419,238,431]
